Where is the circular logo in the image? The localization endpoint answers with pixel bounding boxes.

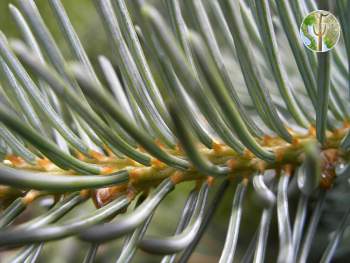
[300,10,341,52]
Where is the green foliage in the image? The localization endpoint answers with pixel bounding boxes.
[324,36,333,48]
[303,13,316,26]
[0,0,349,262]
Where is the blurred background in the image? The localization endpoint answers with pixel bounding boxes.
[0,0,108,64]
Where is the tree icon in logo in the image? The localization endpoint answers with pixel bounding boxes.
[300,10,340,52]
